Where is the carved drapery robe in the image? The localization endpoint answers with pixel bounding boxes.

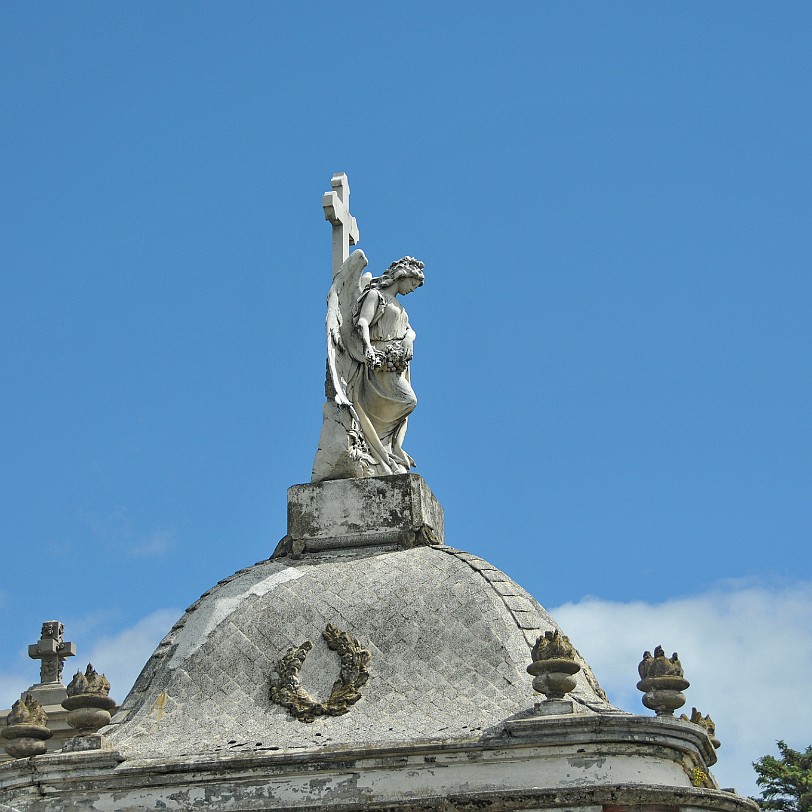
[348,289,416,475]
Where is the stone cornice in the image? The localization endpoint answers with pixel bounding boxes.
[0,715,743,812]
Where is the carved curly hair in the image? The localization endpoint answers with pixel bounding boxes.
[369,256,425,290]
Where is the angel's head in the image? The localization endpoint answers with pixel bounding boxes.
[370,256,425,294]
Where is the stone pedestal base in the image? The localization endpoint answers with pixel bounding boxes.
[20,683,67,707]
[277,474,444,558]
[62,733,112,753]
[534,698,579,716]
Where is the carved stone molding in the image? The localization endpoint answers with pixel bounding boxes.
[270,624,371,723]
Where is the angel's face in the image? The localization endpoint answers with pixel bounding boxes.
[397,275,421,295]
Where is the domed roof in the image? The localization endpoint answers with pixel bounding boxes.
[107,545,613,760]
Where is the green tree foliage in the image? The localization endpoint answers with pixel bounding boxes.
[753,741,812,812]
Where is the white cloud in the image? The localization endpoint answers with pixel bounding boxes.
[552,580,812,799]
[127,529,176,559]
[77,608,181,702]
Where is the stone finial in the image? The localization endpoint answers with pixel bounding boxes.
[527,630,582,715]
[636,645,690,716]
[531,629,578,665]
[638,645,684,680]
[680,706,721,749]
[28,620,76,684]
[7,694,48,728]
[66,662,112,697]
[1,695,53,758]
[61,664,117,752]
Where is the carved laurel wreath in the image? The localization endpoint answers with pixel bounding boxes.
[270,623,371,723]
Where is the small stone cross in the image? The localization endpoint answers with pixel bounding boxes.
[322,172,359,279]
[28,620,76,685]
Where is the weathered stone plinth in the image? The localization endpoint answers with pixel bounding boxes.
[280,474,444,557]
[534,697,579,716]
[19,683,67,708]
[61,732,113,753]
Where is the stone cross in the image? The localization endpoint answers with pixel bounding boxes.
[322,172,359,279]
[28,620,76,685]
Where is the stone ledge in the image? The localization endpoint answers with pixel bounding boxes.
[0,739,756,812]
[504,713,719,766]
[276,474,444,557]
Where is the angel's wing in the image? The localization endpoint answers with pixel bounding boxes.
[326,249,368,407]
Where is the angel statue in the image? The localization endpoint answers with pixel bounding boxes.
[312,250,425,481]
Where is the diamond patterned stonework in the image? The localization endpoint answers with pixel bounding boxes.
[106,545,613,760]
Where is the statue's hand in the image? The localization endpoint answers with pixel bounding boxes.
[364,345,377,363]
[402,338,414,361]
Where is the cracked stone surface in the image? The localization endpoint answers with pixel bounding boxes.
[106,545,615,760]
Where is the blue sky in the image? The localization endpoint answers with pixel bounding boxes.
[2,3,810,794]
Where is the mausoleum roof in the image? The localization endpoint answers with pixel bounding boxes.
[106,544,615,761]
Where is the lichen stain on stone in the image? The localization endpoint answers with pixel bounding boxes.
[151,690,168,721]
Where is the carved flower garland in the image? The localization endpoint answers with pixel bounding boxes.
[270,624,371,723]
[367,344,409,373]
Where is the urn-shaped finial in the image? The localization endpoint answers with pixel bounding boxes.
[66,662,111,699]
[636,645,690,716]
[62,663,117,747]
[527,629,582,702]
[1,695,53,758]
